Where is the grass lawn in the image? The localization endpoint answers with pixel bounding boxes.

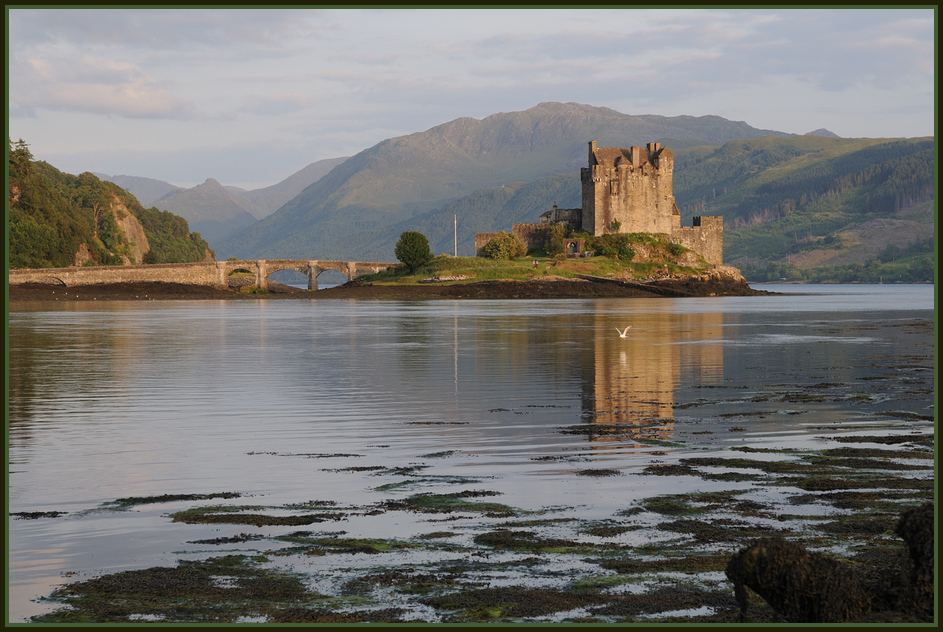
[359,255,694,285]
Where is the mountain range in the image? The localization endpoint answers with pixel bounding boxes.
[92,102,933,282]
[96,156,348,244]
[218,102,794,260]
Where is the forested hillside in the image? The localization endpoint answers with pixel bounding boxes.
[676,136,934,282]
[674,136,933,231]
[8,140,213,269]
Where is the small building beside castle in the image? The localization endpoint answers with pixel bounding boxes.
[475,141,724,266]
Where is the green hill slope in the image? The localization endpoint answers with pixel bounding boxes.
[8,140,213,269]
[337,174,581,260]
[674,136,934,281]
[97,156,349,248]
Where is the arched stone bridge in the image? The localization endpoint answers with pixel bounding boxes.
[8,259,396,291]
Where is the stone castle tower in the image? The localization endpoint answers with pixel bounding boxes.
[581,141,679,235]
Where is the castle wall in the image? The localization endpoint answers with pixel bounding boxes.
[672,216,724,266]
[475,224,550,255]
[512,223,550,250]
[541,205,581,228]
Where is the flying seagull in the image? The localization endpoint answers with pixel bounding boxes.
[615,326,632,338]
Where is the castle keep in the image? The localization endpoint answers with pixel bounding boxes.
[475,141,724,266]
[582,141,677,235]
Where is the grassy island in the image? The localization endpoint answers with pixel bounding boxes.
[362,232,716,287]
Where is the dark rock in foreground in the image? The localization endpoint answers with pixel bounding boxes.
[896,502,935,621]
[726,536,873,622]
[726,502,935,623]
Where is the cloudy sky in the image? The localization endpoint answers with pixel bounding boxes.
[8,8,936,189]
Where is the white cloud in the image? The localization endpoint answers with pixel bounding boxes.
[11,54,195,119]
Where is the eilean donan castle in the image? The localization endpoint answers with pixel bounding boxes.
[476,141,724,266]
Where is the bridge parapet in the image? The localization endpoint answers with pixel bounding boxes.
[9,259,397,291]
[9,261,218,288]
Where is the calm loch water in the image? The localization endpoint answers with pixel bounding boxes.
[7,284,935,622]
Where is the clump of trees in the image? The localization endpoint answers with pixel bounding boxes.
[481,231,528,260]
[136,207,211,264]
[545,224,566,257]
[586,233,636,261]
[394,231,433,270]
[538,226,695,264]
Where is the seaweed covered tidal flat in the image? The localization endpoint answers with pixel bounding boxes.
[27,419,934,623]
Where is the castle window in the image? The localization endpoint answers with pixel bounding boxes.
[610,180,619,196]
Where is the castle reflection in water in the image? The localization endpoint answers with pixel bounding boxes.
[579,307,725,445]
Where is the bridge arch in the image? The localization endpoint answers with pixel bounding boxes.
[256,260,315,290]
[218,260,265,289]
[258,260,391,290]
[309,268,348,289]
[216,259,370,291]
[33,275,67,286]
[306,261,359,290]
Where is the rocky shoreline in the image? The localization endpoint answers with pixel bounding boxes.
[9,273,768,302]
